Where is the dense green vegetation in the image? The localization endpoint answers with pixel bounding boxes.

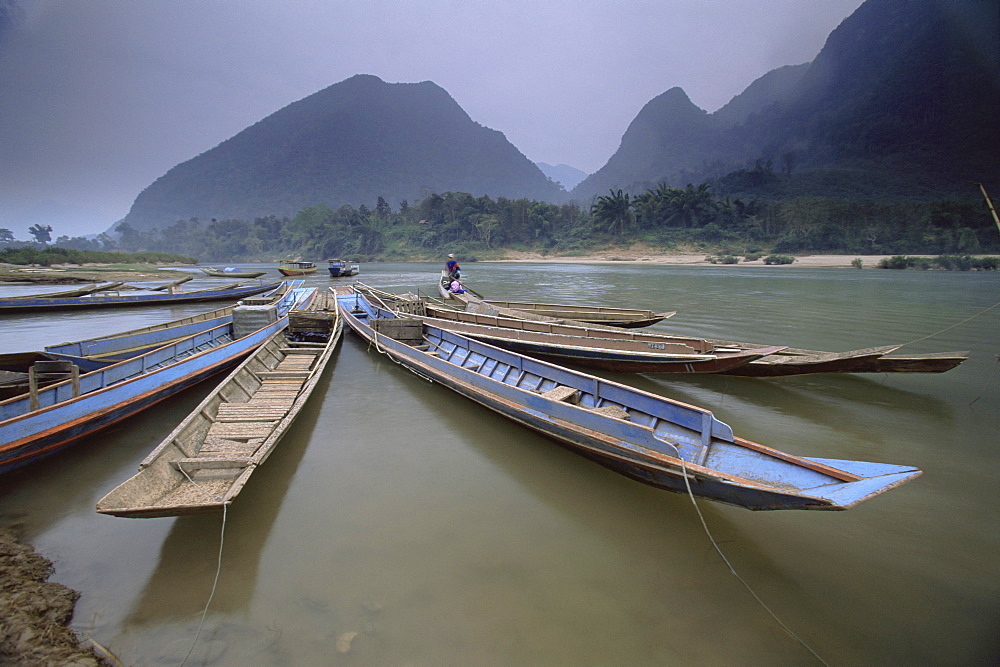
[36,182,996,263]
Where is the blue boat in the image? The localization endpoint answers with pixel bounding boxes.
[334,286,921,511]
[0,281,282,313]
[327,259,359,277]
[0,286,315,475]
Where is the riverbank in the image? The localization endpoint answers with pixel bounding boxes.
[0,263,189,284]
[0,529,105,665]
[489,250,891,268]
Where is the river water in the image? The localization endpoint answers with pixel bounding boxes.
[1,263,997,665]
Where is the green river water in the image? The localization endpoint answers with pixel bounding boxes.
[1,262,997,665]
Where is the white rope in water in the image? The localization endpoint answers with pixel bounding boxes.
[662,443,830,667]
[176,465,228,667]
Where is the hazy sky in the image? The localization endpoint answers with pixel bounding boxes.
[0,0,864,238]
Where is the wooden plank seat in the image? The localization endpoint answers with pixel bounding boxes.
[591,404,631,420]
[207,421,277,440]
[171,456,250,470]
[201,437,260,454]
[215,404,289,421]
[542,385,580,403]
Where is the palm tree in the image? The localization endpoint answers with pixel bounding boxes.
[591,189,635,236]
[666,183,716,228]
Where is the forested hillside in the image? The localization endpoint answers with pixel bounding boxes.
[120,75,565,233]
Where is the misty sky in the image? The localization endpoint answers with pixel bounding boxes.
[0,0,864,238]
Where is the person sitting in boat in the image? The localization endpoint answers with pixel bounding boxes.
[445,253,461,280]
[448,279,466,294]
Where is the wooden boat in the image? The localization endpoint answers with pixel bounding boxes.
[201,267,268,278]
[418,288,967,376]
[0,281,282,313]
[96,291,342,518]
[700,337,968,376]
[0,282,127,299]
[278,260,318,276]
[333,286,921,511]
[41,282,300,369]
[359,287,781,374]
[327,259,359,277]
[0,286,316,475]
[440,288,674,328]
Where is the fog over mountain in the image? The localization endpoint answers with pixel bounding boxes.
[574,0,1000,201]
[0,0,865,238]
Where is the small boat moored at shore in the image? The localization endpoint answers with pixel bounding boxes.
[358,285,781,374]
[0,285,315,475]
[0,281,282,313]
[334,286,921,511]
[96,290,342,518]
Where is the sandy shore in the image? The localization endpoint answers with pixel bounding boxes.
[490,251,891,268]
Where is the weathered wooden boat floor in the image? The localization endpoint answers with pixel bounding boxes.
[154,343,326,510]
[97,289,341,516]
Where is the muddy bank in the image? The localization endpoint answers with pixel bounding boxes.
[0,528,107,665]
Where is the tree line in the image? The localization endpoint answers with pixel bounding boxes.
[8,183,997,262]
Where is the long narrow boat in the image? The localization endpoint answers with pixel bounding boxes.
[40,282,298,369]
[0,281,282,313]
[333,287,920,511]
[0,282,127,299]
[201,267,268,278]
[0,286,316,475]
[441,284,674,328]
[359,287,780,374]
[421,288,967,376]
[96,291,342,517]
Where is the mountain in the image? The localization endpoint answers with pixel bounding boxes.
[121,74,565,233]
[536,162,587,190]
[574,0,1000,201]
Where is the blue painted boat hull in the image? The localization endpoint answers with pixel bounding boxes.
[0,285,316,475]
[335,288,921,511]
[0,282,282,312]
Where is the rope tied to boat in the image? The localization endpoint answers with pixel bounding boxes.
[895,300,999,349]
[663,441,830,666]
[175,465,228,667]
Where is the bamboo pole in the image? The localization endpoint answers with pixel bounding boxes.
[974,182,1000,234]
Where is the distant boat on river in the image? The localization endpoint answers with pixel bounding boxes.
[278,260,318,276]
[200,267,268,278]
[327,259,359,277]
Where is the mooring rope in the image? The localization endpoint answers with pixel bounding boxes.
[175,465,228,667]
[663,443,830,666]
[896,301,999,349]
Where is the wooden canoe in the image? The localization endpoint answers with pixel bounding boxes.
[0,286,316,475]
[411,287,968,376]
[0,281,282,313]
[446,291,674,328]
[41,282,301,368]
[96,291,342,517]
[359,287,780,374]
[333,286,920,511]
